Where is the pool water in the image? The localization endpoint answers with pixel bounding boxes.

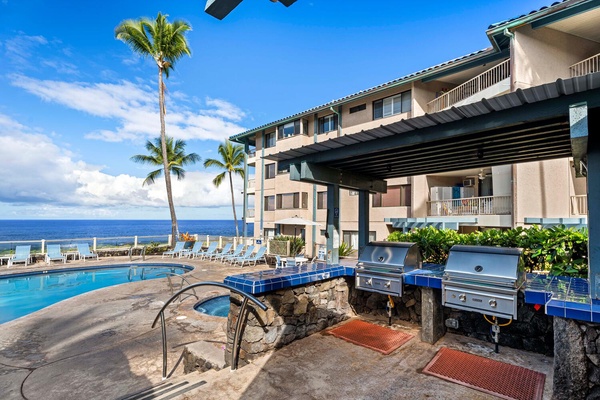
[194,295,230,317]
[0,264,191,324]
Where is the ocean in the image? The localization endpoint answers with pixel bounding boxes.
[0,220,254,242]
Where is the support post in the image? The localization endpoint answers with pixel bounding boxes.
[326,184,340,264]
[358,190,370,257]
[587,107,600,301]
[420,287,445,344]
[242,139,250,238]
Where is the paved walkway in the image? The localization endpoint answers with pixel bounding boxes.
[0,255,554,399]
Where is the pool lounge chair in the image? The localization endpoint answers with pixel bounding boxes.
[235,246,267,267]
[8,245,31,268]
[275,255,287,269]
[180,241,203,258]
[193,242,219,260]
[76,243,98,261]
[229,246,255,265]
[208,243,232,261]
[217,244,244,263]
[162,241,185,258]
[45,244,66,265]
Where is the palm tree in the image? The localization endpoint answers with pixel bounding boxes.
[131,137,200,238]
[116,13,192,245]
[204,141,245,237]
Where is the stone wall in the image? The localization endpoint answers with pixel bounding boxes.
[553,317,600,400]
[225,277,353,367]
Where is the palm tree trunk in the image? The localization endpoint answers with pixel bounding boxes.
[158,67,178,247]
[229,171,239,238]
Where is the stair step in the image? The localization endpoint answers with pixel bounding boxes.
[120,379,207,400]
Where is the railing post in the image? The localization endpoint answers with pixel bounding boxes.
[206,235,210,246]
[134,236,138,247]
[41,239,45,254]
[168,234,173,247]
[286,240,291,256]
[93,237,97,251]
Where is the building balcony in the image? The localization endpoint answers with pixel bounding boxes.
[247,150,256,166]
[570,53,600,78]
[245,208,255,223]
[571,195,588,215]
[427,59,510,113]
[427,195,511,217]
[247,178,255,194]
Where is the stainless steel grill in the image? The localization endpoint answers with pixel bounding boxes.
[442,245,525,320]
[355,241,421,296]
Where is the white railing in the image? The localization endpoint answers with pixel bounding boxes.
[427,59,510,113]
[571,195,588,215]
[247,208,255,218]
[247,178,255,192]
[427,195,512,216]
[570,53,600,78]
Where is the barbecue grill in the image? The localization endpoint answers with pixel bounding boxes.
[355,242,421,297]
[442,245,525,320]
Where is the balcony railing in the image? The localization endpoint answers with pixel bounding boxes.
[427,59,510,113]
[247,208,255,218]
[427,195,512,216]
[247,178,255,192]
[570,53,600,78]
[571,195,588,215]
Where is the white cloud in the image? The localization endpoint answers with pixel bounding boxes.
[3,33,78,75]
[10,74,247,143]
[0,113,242,211]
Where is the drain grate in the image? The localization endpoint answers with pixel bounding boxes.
[422,347,545,400]
[327,319,413,355]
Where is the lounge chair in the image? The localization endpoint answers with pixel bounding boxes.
[235,246,267,267]
[218,244,244,263]
[229,245,255,265]
[195,242,219,260]
[180,241,203,258]
[76,243,98,261]
[275,255,287,269]
[208,243,232,261]
[162,241,185,258]
[8,245,31,268]
[45,244,66,265]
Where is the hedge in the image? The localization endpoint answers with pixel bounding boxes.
[386,225,588,277]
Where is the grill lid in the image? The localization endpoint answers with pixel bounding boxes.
[444,245,524,282]
[357,241,421,271]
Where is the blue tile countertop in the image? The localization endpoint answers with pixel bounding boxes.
[224,263,355,295]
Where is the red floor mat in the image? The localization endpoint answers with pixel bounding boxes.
[423,347,546,400]
[327,320,413,355]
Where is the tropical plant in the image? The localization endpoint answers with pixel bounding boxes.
[204,141,245,237]
[273,235,305,256]
[116,12,192,246]
[338,241,355,257]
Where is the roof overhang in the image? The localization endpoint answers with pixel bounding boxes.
[265,73,600,181]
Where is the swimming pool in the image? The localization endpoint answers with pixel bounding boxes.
[194,295,230,317]
[0,264,193,324]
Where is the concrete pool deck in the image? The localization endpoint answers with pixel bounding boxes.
[0,255,554,399]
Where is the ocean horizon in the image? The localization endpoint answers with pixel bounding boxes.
[0,220,254,242]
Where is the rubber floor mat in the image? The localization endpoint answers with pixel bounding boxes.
[326,319,413,355]
[422,347,545,400]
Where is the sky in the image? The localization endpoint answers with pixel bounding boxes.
[0,0,553,220]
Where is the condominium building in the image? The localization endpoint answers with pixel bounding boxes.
[230,0,597,256]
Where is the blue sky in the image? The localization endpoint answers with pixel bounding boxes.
[0,0,552,220]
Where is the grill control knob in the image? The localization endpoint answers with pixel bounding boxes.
[384,281,391,288]
[366,278,372,286]
[458,294,467,302]
[489,299,497,308]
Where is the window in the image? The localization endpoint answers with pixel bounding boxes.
[265,131,276,148]
[349,104,366,114]
[317,191,327,209]
[372,185,411,207]
[318,114,338,134]
[276,192,308,209]
[264,228,276,240]
[277,119,301,139]
[265,163,276,179]
[349,190,359,196]
[264,195,275,211]
[373,90,411,120]
[343,231,376,251]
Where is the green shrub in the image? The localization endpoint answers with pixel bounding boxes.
[387,225,588,277]
[338,241,354,257]
[273,235,305,256]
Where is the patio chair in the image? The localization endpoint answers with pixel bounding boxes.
[275,255,287,269]
[192,242,219,260]
[228,245,255,265]
[218,244,244,263]
[180,241,203,258]
[45,244,66,265]
[235,246,267,267]
[208,243,232,261]
[8,245,31,268]
[76,243,98,261]
[162,241,185,258]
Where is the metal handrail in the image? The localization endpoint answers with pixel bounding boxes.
[151,281,267,379]
[128,245,147,261]
[157,272,199,302]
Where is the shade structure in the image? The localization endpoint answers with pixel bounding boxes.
[275,215,322,237]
